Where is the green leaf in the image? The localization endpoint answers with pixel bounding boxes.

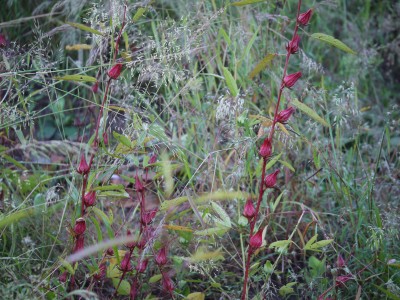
[304,234,333,251]
[222,67,239,97]
[194,227,229,236]
[266,152,282,170]
[218,28,231,45]
[113,132,135,148]
[66,22,103,36]
[291,99,329,127]
[231,0,265,6]
[248,53,276,79]
[211,201,232,228]
[132,7,147,22]
[279,282,296,296]
[149,274,162,283]
[55,74,97,83]
[311,33,356,55]
[112,278,130,295]
[373,284,400,300]
[93,184,125,191]
[1,154,26,169]
[269,240,291,249]
[59,257,75,275]
[98,190,130,198]
[279,160,295,172]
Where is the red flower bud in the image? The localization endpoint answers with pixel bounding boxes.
[102,131,108,145]
[77,154,90,175]
[136,258,148,273]
[106,248,114,256]
[125,229,136,250]
[74,235,85,253]
[298,8,313,26]
[59,271,68,283]
[149,154,158,165]
[249,228,264,249]
[135,175,145,193]
[74,217,86,235]
[108,63,123,79]
[276,107,295,123]
[286,34,300,54]
[162,275,174,293]
[283,72,302,89]
[141,209,157,226]
[91,81,99,93]
[155,247,168,266]
[264,170,280,188]
[259,138,272,158]
[336,254,346,268]
[120,251,132,272]
[0,34,6,48]
[243,198,256,220]
[335,275,352,288]
[83,191,96,207]
[130,279,138,299]
[93,262,106,280]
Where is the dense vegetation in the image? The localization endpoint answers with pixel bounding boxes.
[0,0,399,299]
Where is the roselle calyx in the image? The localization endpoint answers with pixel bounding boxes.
[243,198,256,220]
[74,235,85,253]
[120,251,132,272]
[0,34,6,48]
[125,229,136,250]
[135,175,145,193]
[286,34,300,54]
[259,138,272,158]
[136,258,149,273]
[276,107,295,123]
[264,170,280,188]
[108,63,123,79]
[162,274,174,293]
[74,218,86,235]
[83,191,96,207]
[141,209,157,226]
[91,81,99,93]
[103,131,109,145]
[283,72,302,89]
[77,154,90,175]
[298,8,313,26]
[336,254,346,268]
[155,247,168,266]
[249,228,263,249]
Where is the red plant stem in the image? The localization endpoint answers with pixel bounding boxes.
[241,1,302,299]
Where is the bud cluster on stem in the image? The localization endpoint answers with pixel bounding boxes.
[241,1,312,299]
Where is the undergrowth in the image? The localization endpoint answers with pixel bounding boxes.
[0,0,399,299]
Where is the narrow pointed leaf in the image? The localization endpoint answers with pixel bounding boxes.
[311,33,356,55]
[292,99,329,127]
[66,22,103,36]
[223,67,239,97]
[232,0,265,6]
[55,74,97,83]
[249,53,276,79]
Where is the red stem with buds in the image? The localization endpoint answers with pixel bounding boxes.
[241,1,304,299]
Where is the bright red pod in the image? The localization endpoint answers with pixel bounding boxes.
[155,247,168,266]
[162,274,174,293]
[249,228,263,249]
[276,107,295,123]
[298,8,313,26]
[107,63,123,79]
[286,34,300,54]
[77,154,90,175]
[243,198,256,220]
[136,259,149,273]
[283,72,302,88]
[264,170,280,188]
[74,217,86,235]
[120,251,132,272]
[259,138,272,158]
[83,191,96,207]
[141,209,157,226]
